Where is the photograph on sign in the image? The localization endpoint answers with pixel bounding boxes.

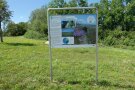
[50,14,97,48]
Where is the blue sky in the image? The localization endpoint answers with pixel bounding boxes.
[6,0,100,23]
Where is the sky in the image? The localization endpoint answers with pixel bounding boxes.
[6,0,100,23]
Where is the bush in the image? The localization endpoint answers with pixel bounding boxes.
[24,30,48,40]
[103,35,117,45]
[100,26,135,49]
[6,22,27,36]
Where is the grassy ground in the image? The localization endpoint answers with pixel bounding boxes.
[0,37,135,90]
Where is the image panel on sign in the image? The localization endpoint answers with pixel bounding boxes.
[61,20,75,37]
[72,15,96,44]
[62,37,74,45]
[62,28,74,37]
[74,27,88,44]
[61,20,76,29]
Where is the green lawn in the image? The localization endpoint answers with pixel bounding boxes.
[0,37,135,90]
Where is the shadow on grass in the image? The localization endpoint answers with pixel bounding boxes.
[68,80,81,85]
[53,79,135,89]
[5,42,36,46]
[98,80,135,89]
[55,79,81,85]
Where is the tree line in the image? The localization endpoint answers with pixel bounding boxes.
[26,0,135,47]
[27,0,135,35]
[0,0,135,48]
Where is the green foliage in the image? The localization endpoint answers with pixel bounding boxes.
[26,0,135,47]
[22,6,48,40]
[24,30,47,40]
[48,0,66,8]
[28,6,48,39]
[5,22,27,36]
[98,0,135,31]
[97,0,135,47]
[0,0,11,21]
[102,26,135,48]
[6,21,17,36]
[16,22,27,35]
[67,0,88,7]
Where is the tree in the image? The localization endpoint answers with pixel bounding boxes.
[48,0,67,15]
[16,22,27,36]
[124,0,134,4]
[28,6,48,35]
[78,0,88,7]
[0,0,11,42]
[68,0,88,7]
[124,0,135,31]
[98,0,110,39]
[6,21,17,36]
[68,0,78,7]
[6,21,27,36]
[48,0,66,8]
[67,0,88,14]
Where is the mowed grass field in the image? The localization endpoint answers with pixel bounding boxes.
[0,37,135,90]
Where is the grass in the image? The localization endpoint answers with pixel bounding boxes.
[0,37,135,90]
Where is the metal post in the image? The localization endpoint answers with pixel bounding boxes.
[47,9,53,81]
[96,8,99,84]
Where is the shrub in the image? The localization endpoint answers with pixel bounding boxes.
[103,35,118,45]
[6,22,27,36]
[24,30,48,40]
[100,26,135,49]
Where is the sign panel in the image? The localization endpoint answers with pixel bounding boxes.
[50,14,97,48]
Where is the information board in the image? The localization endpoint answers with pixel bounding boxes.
[50,14,97,48]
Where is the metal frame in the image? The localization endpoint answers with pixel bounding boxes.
[96,9,99,83]
[47,7,98,83]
